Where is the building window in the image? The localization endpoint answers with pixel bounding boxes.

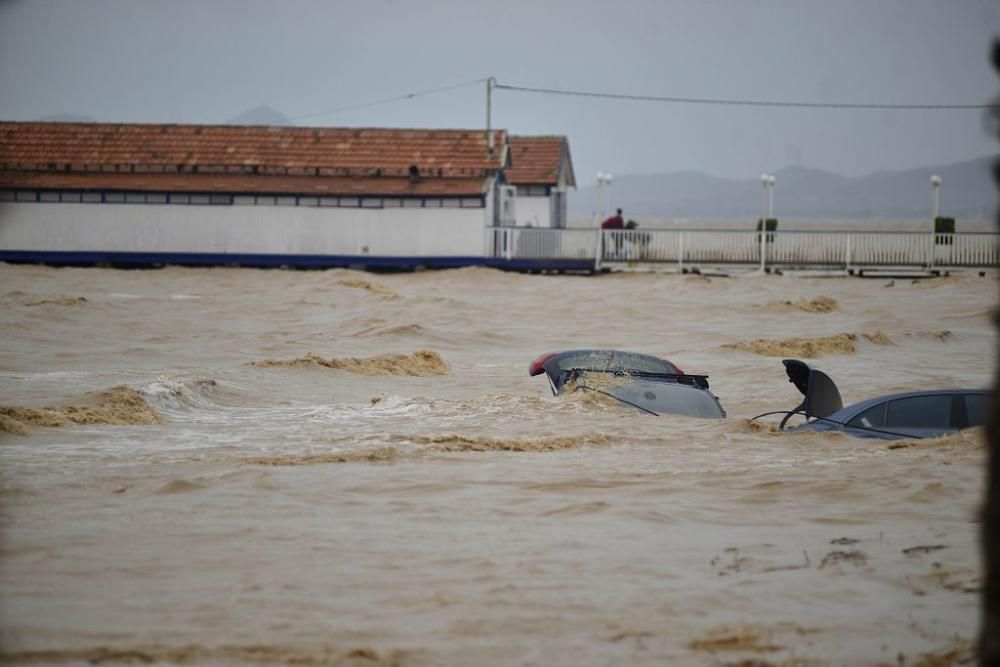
[516,185,548,197]
[0,188,489,209]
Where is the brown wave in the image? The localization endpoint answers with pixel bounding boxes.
[901,329,954,341]
[688,622,818,654]
[2,290,88,307]
[245,447,399,466]
[861,330,895,346]
[0,413,31,436]
[689,626,781,653]
[561,387,626,410]
[337,277,400,299]
[886,427,986,451]
[763,296,839,313]
[410,433,607,452]
[0,643,404,666]
[351,323,425,337]
[0,387,163,436]
[154,479,210,494]
[733,418,781,434]
[251,350,450,376]
[24,296,88,306]
[722,331,894,358]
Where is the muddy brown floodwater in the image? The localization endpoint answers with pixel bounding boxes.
[0,263,995,666]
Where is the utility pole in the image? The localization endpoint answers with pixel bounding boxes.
[486,77,496,157]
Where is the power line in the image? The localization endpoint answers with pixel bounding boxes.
[277,77,489,125]
[493,82,999,110]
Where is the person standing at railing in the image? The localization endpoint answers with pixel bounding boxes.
[601,208,625,258]
[600,208,625,230]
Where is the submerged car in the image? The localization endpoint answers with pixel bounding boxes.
[529,351,987,439]
[773,359,989,439]
[529,349,726,419]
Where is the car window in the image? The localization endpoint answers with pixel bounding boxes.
[965,393,988,428]
[847,403,886,429]
[885,394,951,429]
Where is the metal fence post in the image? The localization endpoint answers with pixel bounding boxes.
[759,224,767,272]
[678,231,684,273]
[845,234,852,273]
[594,228,603,271]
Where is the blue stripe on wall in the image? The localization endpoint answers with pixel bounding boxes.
[0,250,595,273]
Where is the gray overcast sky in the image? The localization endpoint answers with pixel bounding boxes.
[0,0,997,181]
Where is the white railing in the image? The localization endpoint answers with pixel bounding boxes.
[487,227,999,270]
[486,227,597,261]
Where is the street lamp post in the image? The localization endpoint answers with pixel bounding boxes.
[596,172,614,221]
[605,174,613,221]
[930,174,941,221]
[929,174,941,268]
[759,174,775,272]
[596,172,607,221]
[767,175,776,219]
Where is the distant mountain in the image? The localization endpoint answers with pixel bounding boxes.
[36,114,96,122]
[225,106,290,126]
[569,156,997,220]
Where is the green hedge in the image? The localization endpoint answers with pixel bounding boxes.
[935,217,955,245]
[756,218,778,243]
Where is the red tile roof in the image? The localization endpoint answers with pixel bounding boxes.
[0,122,507,196]
[0,170,486,196]
[505,136,574,187]
[0,122,507,175]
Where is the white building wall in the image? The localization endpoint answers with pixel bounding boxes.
[0,203,486,257]
[514,195,552,228]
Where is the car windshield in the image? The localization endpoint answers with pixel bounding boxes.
[551,350,679,376]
